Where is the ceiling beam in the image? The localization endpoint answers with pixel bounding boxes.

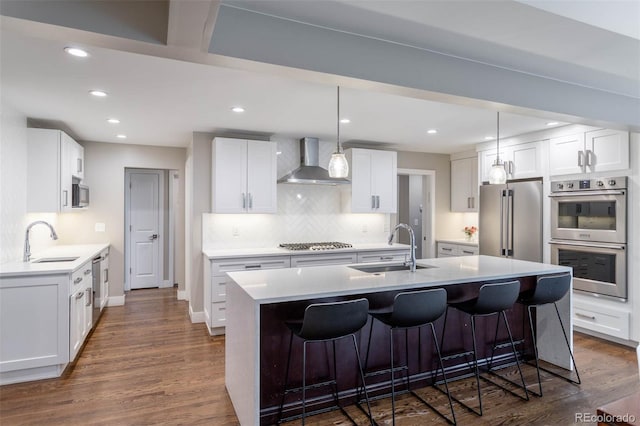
[167,0,220,51]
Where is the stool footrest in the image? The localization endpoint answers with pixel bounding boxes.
[364,365,408,379]
[283,378,336,395]
[492,339,524,351]
[441,350,473,361]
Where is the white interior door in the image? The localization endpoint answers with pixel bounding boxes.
[128,170,161,289]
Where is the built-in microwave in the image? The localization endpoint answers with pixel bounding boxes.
[72,183,89,208]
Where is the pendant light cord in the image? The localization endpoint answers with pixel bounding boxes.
[496,111,500,163]
[336,86,341,154]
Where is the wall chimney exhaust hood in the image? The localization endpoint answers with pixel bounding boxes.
[277,138,350,185]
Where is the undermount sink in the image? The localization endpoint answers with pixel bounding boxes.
[32,256,79,263]
[349,264,433,273]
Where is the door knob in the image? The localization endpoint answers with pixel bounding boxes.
[149,234,158,241]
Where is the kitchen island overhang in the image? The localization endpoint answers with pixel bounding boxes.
[225,255,573,426]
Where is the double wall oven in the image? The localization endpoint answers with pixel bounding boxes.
[549,177,627,300]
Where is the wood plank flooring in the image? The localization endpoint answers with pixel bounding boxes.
[1,288,638,425]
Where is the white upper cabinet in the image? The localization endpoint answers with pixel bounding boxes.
[451,156,478,212]
[549,130,628,175]
[211,137,277,213]
[347,148,397,213]
[27,128,82,212]
[479,141,543,182]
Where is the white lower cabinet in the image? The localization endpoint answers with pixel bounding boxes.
[204,255,291,335]
[0,274,70,385]
[573,294,630,340]
[70,260,93,362]
[437,241,478,258]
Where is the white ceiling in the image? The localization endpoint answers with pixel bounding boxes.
[1,0,638,154]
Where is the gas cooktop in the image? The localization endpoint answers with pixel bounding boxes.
[279,242,353,251]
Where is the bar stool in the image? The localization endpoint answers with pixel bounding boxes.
[277,298,374,425]
[517,272,580,396]
[442,280,529,416]
[362,289,456,425]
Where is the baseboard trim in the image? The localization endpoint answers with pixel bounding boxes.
[189,305,205,323]
[177,290,187,301]
[107,295,125,306]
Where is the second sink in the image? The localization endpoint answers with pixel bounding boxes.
[32,256,79,263]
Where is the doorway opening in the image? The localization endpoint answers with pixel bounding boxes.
[393,169,436,259]
[124,168,176,291]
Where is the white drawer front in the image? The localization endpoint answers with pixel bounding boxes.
[211,276,227,303]
[459,246,478,256]
[211,302,226,327]
[573,301,630,339]
[291,253,358,268]
[357,251,408,263]
[212,256,290,276]
[437,243,458,257]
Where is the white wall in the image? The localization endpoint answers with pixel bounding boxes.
[0,101,58,264]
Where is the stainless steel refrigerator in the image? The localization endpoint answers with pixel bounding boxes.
[479,179,543,262]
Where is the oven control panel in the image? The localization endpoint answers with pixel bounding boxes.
[551,176,627,192]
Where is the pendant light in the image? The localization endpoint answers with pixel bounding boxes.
[328,86,349,178]
[488,111,508,184]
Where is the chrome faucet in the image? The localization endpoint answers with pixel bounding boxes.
[23,221,58,262]
[388,223,417,272]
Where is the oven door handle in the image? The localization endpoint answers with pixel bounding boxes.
[549,240,626,250]
[549,190,626,197]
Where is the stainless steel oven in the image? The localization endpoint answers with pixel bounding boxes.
[549,240,626,300]
[549,176,627,300]
[550,177,626,244]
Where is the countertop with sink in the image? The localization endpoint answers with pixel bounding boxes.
[0,243,110,277]
[203,243,411,259]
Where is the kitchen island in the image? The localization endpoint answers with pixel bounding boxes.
[225,255,572,425]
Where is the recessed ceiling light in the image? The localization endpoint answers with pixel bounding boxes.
[484,136,494,140]
[340,118,351,124]
[116,134,127,139]
[231,106,245,113]
[546,121,559,126]
[64,47,88,57]
[427,129,438,134]
[89,90,107,97]
[107,118,120,124]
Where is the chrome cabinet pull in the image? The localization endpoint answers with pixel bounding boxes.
[84,269,91,276]
[462,250,474,254]
[63,190,68,207]
[75,291,84,300]
[85,288,92,307]
[586,150,594,167]
[380,256,394,261]
[242,193,246,209]
[578,150,585,168]
[104,268,108,283]
[575,312,596,320]
[77,158,82,173]
[244,264,261,269]
[376,195,380,209]
[371,195,376,209]
[74,277,83,284]
[248,193,253,209]
[441,247,452,252]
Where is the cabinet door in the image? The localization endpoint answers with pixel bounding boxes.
[510,141,542,179]
[101,250,109,310]
[212,138,248,213]
[357,250,409,263]
[60,133,74,212]
[84,284,92,336]
[371,150,397,213]
[246,141,277,213]
[585,129,629,173]
[69,289,84,361]
[549,134,584,175]
[290,253,357,267]
[350,149,374,212]
[451,158,476,212]
[64,133,84,180]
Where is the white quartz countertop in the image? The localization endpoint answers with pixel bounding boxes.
[227,255,571,304]
[437,239,479,247]
[0,243,110,277]
[203,243,411,259]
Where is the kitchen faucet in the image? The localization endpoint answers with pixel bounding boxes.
[388,223,417,272]
[23,221,58,262]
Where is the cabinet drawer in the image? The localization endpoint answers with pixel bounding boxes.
[291,253,358,268]
[357,251,408,263]
[211,276,227,303]
[211,256,290,276]
[459,246,478,256]
[573,300,629,339]
[437,243,458,257]
[211,302,226,327]
[70,262,92,294]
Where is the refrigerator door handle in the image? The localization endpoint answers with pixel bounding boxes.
[506,189,514,256]
[500,189,505,256]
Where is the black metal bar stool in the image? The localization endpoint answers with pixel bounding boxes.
[517,272,580,396]
[441,280,529,416]
[361,288,456,425]
[277,298,374,425]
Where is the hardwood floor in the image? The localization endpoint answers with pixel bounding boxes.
[1,288,638,425]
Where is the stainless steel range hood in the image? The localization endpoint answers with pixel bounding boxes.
[277,138,350,185]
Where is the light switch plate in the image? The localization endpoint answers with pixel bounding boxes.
[95,223,106,232]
